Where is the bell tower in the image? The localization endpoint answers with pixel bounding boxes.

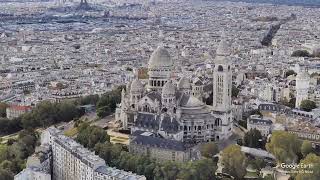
[212,38,233,140]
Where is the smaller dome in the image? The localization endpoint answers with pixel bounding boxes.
[131,79,144,92]
[182,95,204,109]
[178,77,191,90]
[162,80,175,95]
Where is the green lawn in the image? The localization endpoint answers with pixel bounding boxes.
[64,128,79,137]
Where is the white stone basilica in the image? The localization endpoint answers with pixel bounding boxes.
[116,40,233,143]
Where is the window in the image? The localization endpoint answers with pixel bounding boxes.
[218,65,223,72]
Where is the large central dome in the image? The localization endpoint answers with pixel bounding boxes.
[148,46,173,69]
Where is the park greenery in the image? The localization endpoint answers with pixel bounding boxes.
[266,131,302,163]
[300,99,317,112]
[0,87,123,179]
[221,144,247,179]
[280,97,296,108]
[295,153,320,180]
[200,142,219,159]
[0,102,7,118]
[74,124,218,180]
[243,129,265,149]
[284,69,297,77]
[232,85,240,98]
[0,100,83,136]
[291,50,312,57]
[96,87,122,118]
[0,86,123,137]
[0,130,39,180]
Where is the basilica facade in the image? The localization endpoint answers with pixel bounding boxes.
[116,40,233,144]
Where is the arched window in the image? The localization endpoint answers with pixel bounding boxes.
[218,65,223,72]
[143,104,150,112]
[215,118,221,126]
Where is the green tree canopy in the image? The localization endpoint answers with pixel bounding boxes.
[296,153,320,180]
[232,85,240,98]
[0,168,14,180]
[300,100,317,112]
[96,87,122,118]
[76,123,109,149]
[0,103,8,118]
[221,144,247,179]
[178,159,217,180]
[243,129,264,148]
[200,142,219,159]
[285,70,297,77]
[292,50,312,57]
[266,131,302,163]
[301,140,314,157]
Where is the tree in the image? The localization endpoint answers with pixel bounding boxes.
[178,159,217,180]
[0,103,8,118]
[76,124,109,149]
[301,140,314,157]
[243,129,264,148]
[296,153,320,180]
[200,142,219,159]
[77,94,100,105]
[292,50,312,57]
[0,118,20,135]
[266,131,302,163]
[0,168,14,180]
[285,70,297,77]
[57,101,81,122]
[281,97,296,108]
[96,87,122,118]
[191,159,217,180]
[161,161,180,180]
[221,145,247,179]
[248,157,266,170]
[300,100,317,112]
[263,174,275,180]
[232,85,240,98]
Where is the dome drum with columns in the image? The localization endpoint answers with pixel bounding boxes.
[148,47,173,92]
[116,41,233,143]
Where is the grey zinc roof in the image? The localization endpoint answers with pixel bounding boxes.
[146,91,161,102]
[135,113,159,130]
[95,166,144,180]
[179,94,191,106]
[249,118,273,125]
[161,115,180,133]
[131,135,187,151]
[203,83,213,92]
[194,80,203,86]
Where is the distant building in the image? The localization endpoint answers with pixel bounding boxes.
[296,68,310,109]
[247,115,273,137]
[6,104,32,119]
